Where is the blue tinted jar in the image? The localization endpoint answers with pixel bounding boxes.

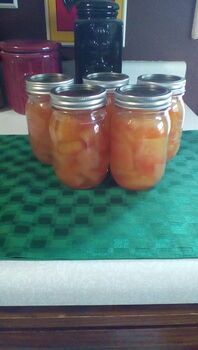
[74,0,123,83]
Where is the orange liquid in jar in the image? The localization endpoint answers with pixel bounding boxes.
[106,91,115,127]
[49,107,109,189]
[110,108,169,190]
[167,96,185,160]
[25,94,52,164]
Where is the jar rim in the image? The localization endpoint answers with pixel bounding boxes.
[137,74,186,95]
[83,72,129,90]
[115,84,172,110]
[26,74,74,94]
[50,84,106,110]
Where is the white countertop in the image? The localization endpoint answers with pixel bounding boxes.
[0,105,198,307]
[1,104,198,134]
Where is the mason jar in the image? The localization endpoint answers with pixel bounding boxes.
[25,73,73,164]
[49,84,109,189]
[137,74,186,160]
[111,84,172,190]
[83,72,129,126]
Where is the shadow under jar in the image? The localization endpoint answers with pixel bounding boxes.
[25,73,73,164]
[49,84,109,189]
[111,85,172,190]
[137,74,186,160]
[83,72,129,126]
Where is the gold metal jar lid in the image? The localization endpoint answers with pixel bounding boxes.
[83,72,129,91]
[137,74,186,96]
[115,84,172,110]
[50,84,106,110]
[26,73,73,94]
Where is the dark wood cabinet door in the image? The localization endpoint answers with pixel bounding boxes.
[1,304,198,349]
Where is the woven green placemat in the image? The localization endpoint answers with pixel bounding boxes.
[0,131,197,260]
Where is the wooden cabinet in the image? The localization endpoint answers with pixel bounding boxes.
[1,304,198,349]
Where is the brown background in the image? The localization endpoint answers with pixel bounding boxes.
[0,0,198,113]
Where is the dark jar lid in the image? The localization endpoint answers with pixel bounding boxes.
[0,40,60,54]
[76,0,119,19]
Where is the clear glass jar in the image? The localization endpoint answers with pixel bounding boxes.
[25,73,73,164]
[168,94,185,160]
[111,85,172,190]
[137,74,186,160]
[49,84,109,189]
[83,72,129,126]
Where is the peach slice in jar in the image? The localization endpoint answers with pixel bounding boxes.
[26,95,52,164]
[25,73,73,164]
[168,96,185,160]
[110,84,171,190]
[50,84,108,188]
[83,72,129,127]
[137,74,186,160]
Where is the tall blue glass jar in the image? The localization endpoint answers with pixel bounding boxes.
[74,0,123,83]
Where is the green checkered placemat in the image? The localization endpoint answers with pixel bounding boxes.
[0,131,197,260]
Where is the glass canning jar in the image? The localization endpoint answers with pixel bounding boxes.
[49,84,109,189]
[25,73,73,164]
[111,84,172,190]
[137,74,186,160]
[83,72,129,126]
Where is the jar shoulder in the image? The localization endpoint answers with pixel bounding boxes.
[75,19,122,27]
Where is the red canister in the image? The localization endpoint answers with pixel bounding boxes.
[0,40,61,114]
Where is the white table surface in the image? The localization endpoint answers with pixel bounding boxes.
[0,105,198,307]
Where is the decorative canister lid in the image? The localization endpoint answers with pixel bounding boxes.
[76,0,120,18]
[0,40,60,53]
[51,84,106,110]
[26,74,73,94]
[137,74,186,96]
[115,84,172,110]
[83,72,129,91]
